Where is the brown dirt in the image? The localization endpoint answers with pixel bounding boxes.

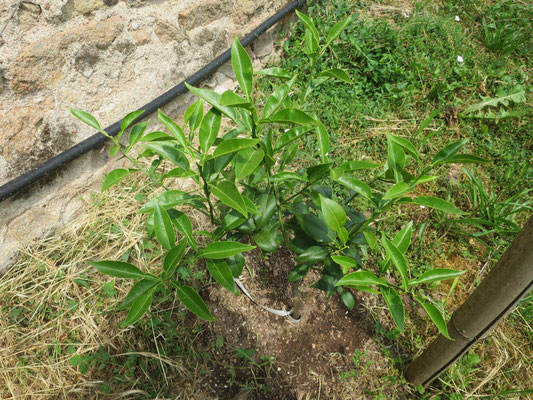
[203,248,402,399]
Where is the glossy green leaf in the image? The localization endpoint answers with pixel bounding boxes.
[153,198,175,251]
[220,91,250,108]
[296,246,328,263]
[320,195,346,233]
[89,261,145,279]
[317,68,353,84]
[212,138,260,158]
[392,221,413,254]
[381,287,404,332]
[383,182,413,200]
[335,270,387,287]
[174,284,216,321]
[121,110,144,133]
[255,67,291,79]
[184,99,203,132]
[129,121,148,147]
[443,154,490,164]
[255,193,277,229]
[431,139,469,165]
[263,75,297,118]
[253,230,278,253]
[121,293,153,327]
[300,213,332,242]
[316,122,330,162]
[335,175,372,200]
[339,160,381,172]
[231,37,253,98]
[387,133,420,162]
[325,15,351,48]
[71,108,101,131]
[167,210,196,249]
[158,109,187,148]
[410,269,465,286]
[102,169,130,192]
[303,28,319,55]
[387,136,406,172]
[268,108,316,125]
[270,172,308,182]
[412,196,465,215]
[163,239,188,279]
[235,148,264,180]
[209,181,248,218]
[341,290,355,310]
[144,143,189,171]
[331,255,358,273]
[139,131,173,142]
[117,279,159,310]
[382,237,408,290]
[199,108,221,154]
[295,10,319,44]
[414,296,451,339]
[207,260,238,294]
[362,230,377,249]
[201,241,255,259]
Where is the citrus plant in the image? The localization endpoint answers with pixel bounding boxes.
[72,12,488,337]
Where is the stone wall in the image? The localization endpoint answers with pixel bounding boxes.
[0,0,295,274]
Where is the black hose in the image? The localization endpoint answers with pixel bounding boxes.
[0,0,306,202]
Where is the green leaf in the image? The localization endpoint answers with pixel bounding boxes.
[296,246,328,263]
[325,15,351,48]
[414,296,451,339]
[442,154,490,164]
[255,193,277,229]
[295,10,319,44]
[331,255,358,273]
[362,230,377,249]
[117,279,158,310]
[201,241,255,259]
[231,37,253,98]
[163,239,188,279]
[167,210,196,250]
[387,133,420,163]
[89,261,145,279]
[392,221,413,254]
[431,139,468,165]
[341,291,355,310]
[121,293,153,327]
[158,109,187,148]
[300,213,332,243]
[383,182,413,200]
[382,237,408,290]
[335,270,387,287]
[174,284,216,321]
[101,169,130,192]
[253,230,278,253]
[412,196,465,215]
[320,196,346,233]
[339,160,380,172]
[316,122,330,162]
[381,287,404,332]
[268,108,316,125]
[410,269,465,286]
[387,136,406,172]
[220,91,251,108]
[255,67,291,79]
[153,198,175,251]
[263,75,297,118]
[207,260,238,294]
[199,108,221,155]
[129,121,148,147]
[335,175,372,200]
[317,68,353,84]
[464,89,526,114]
[144,143,189,171]
[212,138,260,158]
[184,99,203,132]
[303,28,319,55]
[71,108,101,131]
[235,148,264,180]
[209,181,248,218]
[121,110,144,133]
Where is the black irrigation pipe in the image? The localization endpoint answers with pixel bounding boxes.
[0,0,306,202]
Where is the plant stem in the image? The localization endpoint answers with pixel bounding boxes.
[197,163,216,224]
[290,280,303,320]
